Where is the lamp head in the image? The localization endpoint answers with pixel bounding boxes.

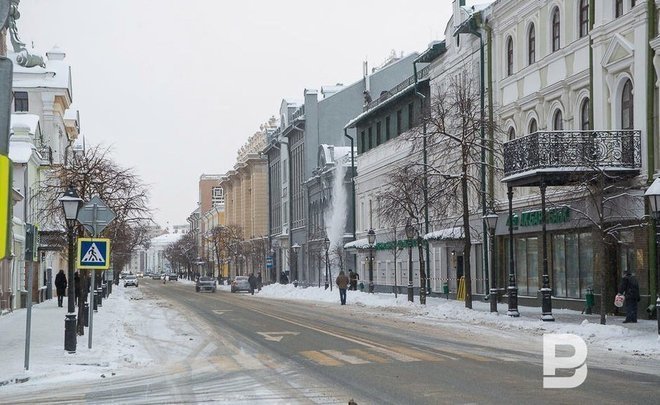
[58,184,83,224]
[367,228,376,245]
[405,222,416,240]
[484,212,498,231]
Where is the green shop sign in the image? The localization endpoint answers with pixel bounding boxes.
[506,206,570,228]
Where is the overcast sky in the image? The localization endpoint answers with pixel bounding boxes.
[18,0,456,228]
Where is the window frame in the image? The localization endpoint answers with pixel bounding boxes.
[551,7,561,52]
[615,0,623,17]
[621,79,633,130]
[579,0,589,38]
[506,36,514,76]
[552,109,563,131]
[14,91,28,112]
[528,118,538,134]
[528,24,536,65]
[580,98,590,131]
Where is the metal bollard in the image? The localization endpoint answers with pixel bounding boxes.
[442,282,449,299]
[93,291,98,311]
[83,302,89,327]
[584,287,594,314]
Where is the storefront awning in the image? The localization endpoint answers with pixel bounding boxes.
[344,238,370,250]
[424,226,464,241]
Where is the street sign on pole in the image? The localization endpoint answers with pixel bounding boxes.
[77,238,111,270]
[77,196,116,236]
[266,256,273,268]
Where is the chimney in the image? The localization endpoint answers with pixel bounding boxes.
[453,0,466,29]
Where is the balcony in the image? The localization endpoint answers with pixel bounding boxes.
[502,130,641,187]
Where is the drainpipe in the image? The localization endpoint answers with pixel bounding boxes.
[648,0,658,302]
[589,0,595,130]
[485,19,496,298]
[413,59,431,295]
[344,128,358,274]
[266,148,273,283]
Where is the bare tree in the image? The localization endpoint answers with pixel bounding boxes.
[208,225,243,277]
[34,144,151,334]
[377,163,450,304]
[407,72,499,309]
[164,231,197,277]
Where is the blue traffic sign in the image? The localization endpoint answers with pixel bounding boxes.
[77,238,111,270]
[266,256,273,268]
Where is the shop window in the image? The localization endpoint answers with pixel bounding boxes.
[552,232,594,298]
[512,236,538,296]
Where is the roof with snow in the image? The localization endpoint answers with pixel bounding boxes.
[8,141,34,164]
[424,226,464,241]
[150,232,183,247]
[11,113,40,134]
[9,46,72,95]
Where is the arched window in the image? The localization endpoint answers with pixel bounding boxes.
[621,79,634,129]
[552,110,563,130]
[552,7,561,52]
[580,98,590,130]
[579,0,589,37]
[508,127,516,141]
[528,24,536,65]
[529,118,538,134]
[506,36,513,76]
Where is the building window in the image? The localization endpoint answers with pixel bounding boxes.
[368,126,373,149]
[631,0,636,7]
[376,121,382,146]
[528,118,538,134]
[360,130,366,153]
[385,116,391,140]
[508,127,516,141]
[396,109,402,135]
[507,236,538,296]
[528,24,536,65]
[14,91,28,112]
[552,109,563,130]
[579,0,589,37]
[621,79,633,129]
[408,102,414,130]
[211,187,224,207]
[506,36,514,76]
[615,0,623,17]
[551,7,561,52]
[580,98,590,130]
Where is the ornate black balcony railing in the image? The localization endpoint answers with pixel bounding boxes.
[503,130,642,178]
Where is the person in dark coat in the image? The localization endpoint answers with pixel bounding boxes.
[54,269,67,307]
[248,273,257,295]
[336,270,350,305]
[74,272,81,305]
[349,270,359,291]
[619,271,641,323]
[280,271,289,284]
[256,272,262,291]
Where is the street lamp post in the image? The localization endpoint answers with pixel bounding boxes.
[292,243,301,286]
[644,179,660,335]
[484,211,498,313]
[323,236,330,290]
[367,228,376,293]
[405,221,416,302]
[59,185,83,353]
[507,187,520,317]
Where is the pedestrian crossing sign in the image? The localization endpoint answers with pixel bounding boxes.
[77,238,111,269]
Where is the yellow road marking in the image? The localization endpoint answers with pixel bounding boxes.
[370,347,420,362]
[347,349,389,364]
[448,350,492,362]
[300,350,343,366]
[321,350,370,365]
[389,346,447,362]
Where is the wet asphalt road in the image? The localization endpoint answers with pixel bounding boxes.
[4,279,659,404]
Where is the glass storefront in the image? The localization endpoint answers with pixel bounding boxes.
[552,232,593,298]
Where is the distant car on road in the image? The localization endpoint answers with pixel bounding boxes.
[196,276,217,293]
[152,273,161,280]
[124,274,139,287]
[231,276,251,293]
[168,273,178,281]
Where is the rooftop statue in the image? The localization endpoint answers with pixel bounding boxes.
[6,0,45,68]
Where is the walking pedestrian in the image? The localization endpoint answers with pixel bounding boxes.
[248,273,257,295]
[55,269,67,307]
[256,272,262,291]
[336,270,349,305]
[619,271,641,323]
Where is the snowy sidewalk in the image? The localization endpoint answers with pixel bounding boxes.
[257,283,660,358]
[0,284,203,389]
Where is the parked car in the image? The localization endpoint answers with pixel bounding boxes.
[152,273,162,280]
[124,274,139,287]
[231,276,251,293]
[196,276,216,293]
[168,273,178,281]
